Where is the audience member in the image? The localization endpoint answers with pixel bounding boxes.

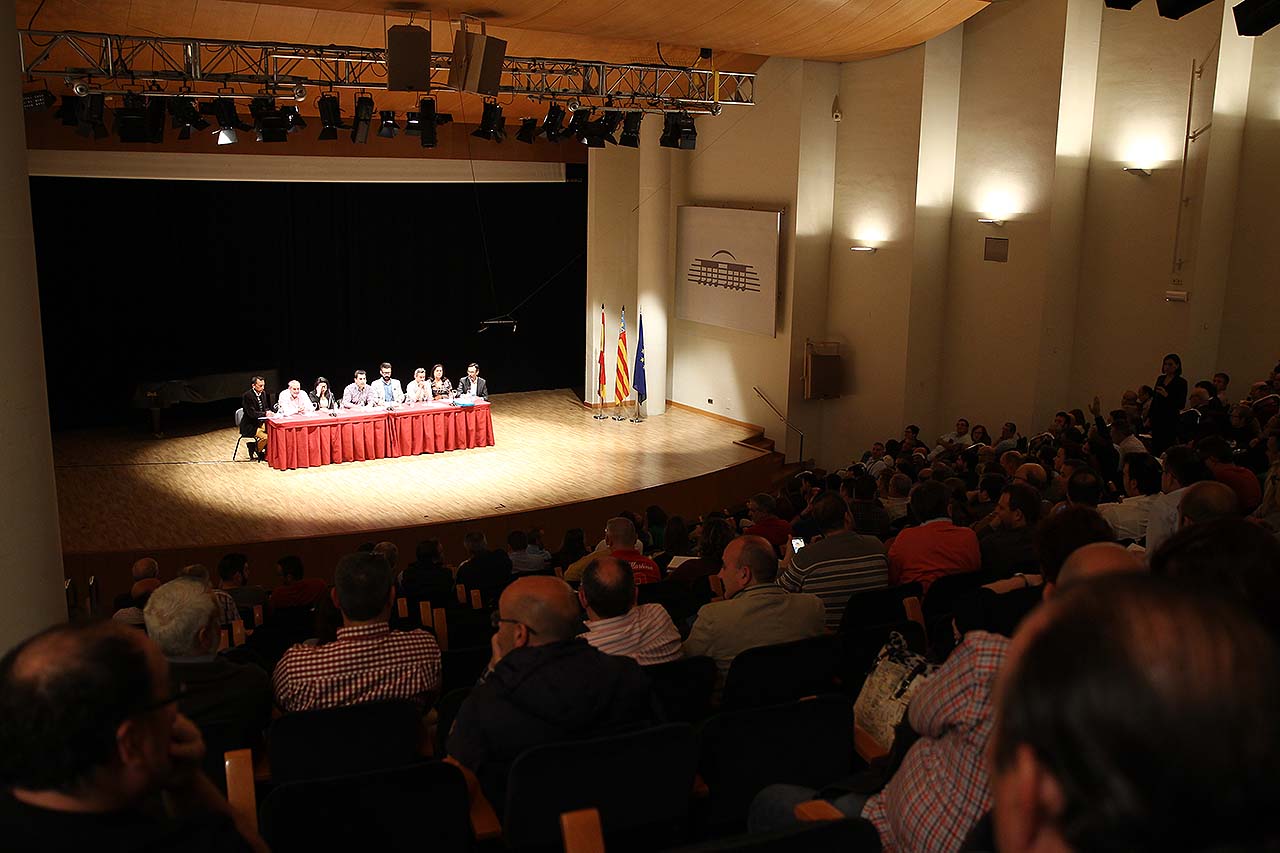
[456,531,514,608]
[847,475,891,538]
[372,541,399,577]
[551,528,591,571]
[683,535,825,682]
[507,529,551,574]
[978,483,1041,578]
[1097,453,1162,542]
[568,517,660,585]
[268,556,328,610]
[143,579,271,771]
[660,516,693,561]
[883,474,913,521]
[742,493,792,550]
[0,621,267,852]
[180,565,239,627]
[778,492,888,630]
[216,554,266,612]
[578,557,681,665]
[990,575,1280,853]
[1148,353,1187,452]
[1143,445,1212,556]
[131,557,159,582]
[273,552,441,712]
[112,578,161,628]
[446,576,655,809]
[887,481,981,591]
[1254,431,1280,530]
[667,517,735,587]
[399,539,455,606]
[1199,435,1262,514]
[1064,466,1104,508]
[1178,480,1240,528]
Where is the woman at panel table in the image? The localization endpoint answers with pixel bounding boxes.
[406,367,433,404]
[429,364,453,401]
[310,376,340,411]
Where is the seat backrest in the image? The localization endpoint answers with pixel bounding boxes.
[441,645,493,695]
[698,695,855,833]
[502,722,698,850]
[644,655,717,723]
[268,700,423,785]
[665,817,881,852]
[637,580,701,632]
[443,605,497,650]
[838,582,923,635]
[235,407,244,427]
[720,635,839,712]
[921,571,986,627]
[433,687,473,759]
[259,761,471,853]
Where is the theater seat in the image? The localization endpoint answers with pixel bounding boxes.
[644,655,716,724]
[720,636,840,712]
[268,700,423,785]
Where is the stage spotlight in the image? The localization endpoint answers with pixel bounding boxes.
[1154,0,1214,18]
[659,112,697,150]
[1233,0,1280,35]
[471,99,505,142]
[317,93,345,140]
[250,97,289,143]
[75,93,108,139]
[168,96,209,140]
[55,95,80,127]
[1103,0,1143,8]
[378,110,400,138]
[581,111,622,147]
[409,97,451,148]
[112,92,162,143]
[202,97,251,145]
[515,117,538,143]
[22,89,55,112]
[351,95,375,143]
[618,111,643,148]
[540,103,565,141]
[280,105,307,133]
[565,108,592,141]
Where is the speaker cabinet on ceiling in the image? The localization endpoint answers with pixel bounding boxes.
[447,32,507,96]
[387,25,432,92]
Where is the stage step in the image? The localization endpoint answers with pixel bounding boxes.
[733,433,776,454]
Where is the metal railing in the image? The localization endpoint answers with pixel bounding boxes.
[753,386,804,465]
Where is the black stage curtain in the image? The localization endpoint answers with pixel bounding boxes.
[30,175,587,430]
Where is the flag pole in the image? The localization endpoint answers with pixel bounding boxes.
[593,302,608,420]
[629,308,645,423]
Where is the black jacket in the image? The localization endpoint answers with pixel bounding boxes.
[458,376,489,399]
[239,389,272,437]
[446,639,656,810]
[456,550,513,609]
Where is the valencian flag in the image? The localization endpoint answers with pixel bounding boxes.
[614,306,631,404]
[597,303,607,401]
[634,311,648,406]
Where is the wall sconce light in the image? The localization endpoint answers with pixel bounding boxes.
[849,245,878,254]
[977,218,1005,226]
[1122,166,1153,176]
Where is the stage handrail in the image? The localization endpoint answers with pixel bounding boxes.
[753,386,805,464]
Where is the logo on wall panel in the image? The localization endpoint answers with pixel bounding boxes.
[688,250,761,293]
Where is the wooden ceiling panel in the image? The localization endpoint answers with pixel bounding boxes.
[17,0,983,62]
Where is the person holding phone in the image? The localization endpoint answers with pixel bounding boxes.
[1148,353,1187,453]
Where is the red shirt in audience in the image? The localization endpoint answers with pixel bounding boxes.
[610,548,661,584]
[269,577,328,610]
[746,515,793,550]
[272,622,441,712]
[887,519,981,591]
[1213,463,1262,514]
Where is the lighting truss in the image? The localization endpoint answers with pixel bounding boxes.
[18,29,755,115]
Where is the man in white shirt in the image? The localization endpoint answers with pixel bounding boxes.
[579,556,681,666]
[1143,446,1213,557]
[277,380,316,417]
[342,370,379,408]
[405,367,432,403]
[993,421,1021,455]
[1098,453,1162,541]
[369,362,404,406]
[457,362,489,400]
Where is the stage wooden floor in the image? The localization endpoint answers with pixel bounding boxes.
[54,390,765,555]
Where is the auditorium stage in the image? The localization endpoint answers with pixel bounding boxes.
[55,390,785,600]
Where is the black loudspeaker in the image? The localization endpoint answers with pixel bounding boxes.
[447,31,507,96]
[387,25,432,92]
[1234,0,1280,36]
[1155,0,1215,18]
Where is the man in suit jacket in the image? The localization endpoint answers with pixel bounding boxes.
[457,363,489,400]
[240,375,272,460]
[682,535,826,685]
[368,362,404,406]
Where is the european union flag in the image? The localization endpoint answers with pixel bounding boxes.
[635,312,648,406]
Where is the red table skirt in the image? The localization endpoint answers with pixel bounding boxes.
[266,403,495,470]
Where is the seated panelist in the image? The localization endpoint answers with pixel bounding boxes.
[406,367,433,403]
[311,376,340,411]
[457,362,489,400]
[343,369,380,408]
[277,380,316,417]
[429,364,453,401]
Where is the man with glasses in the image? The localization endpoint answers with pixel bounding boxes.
[446,576,654,811]
[0,621,267,851]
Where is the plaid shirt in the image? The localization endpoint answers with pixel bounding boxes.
[272,622,442,713]
[213,589,240,626]
[862,631,1009,853]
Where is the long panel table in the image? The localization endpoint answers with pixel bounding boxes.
[266,401,495,470]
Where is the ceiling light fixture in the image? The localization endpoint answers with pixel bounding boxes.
[977,218,1005,226]
[617,111,643,148]
[540,103,565,141]
[168,95,209,139]
[1122,166,1153,176]
[659,112,697,150]
[378,110,399,138]
[350,94,375,143]
[515,117,538,143]
[471,99,505,142]
[849,245,878,253]
[317,93,345,140]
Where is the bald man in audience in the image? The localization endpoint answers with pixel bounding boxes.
[132,557,159,582]
[1051,543,1143,595]
[446,576,655,811]
[1178,480,1240,529]
[0,621,267,852]
[989,575,1280,852]
[579,556,682,665]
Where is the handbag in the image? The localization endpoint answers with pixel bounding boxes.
[853,631,932,749]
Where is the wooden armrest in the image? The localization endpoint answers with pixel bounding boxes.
[252,748,272,783]
[456,584,467,604]
[396,597,409,618]
[252,604,264,628]
[794,800,845,822]
[420,601,434,628]
[561,808,606,853]
[854,723,889,763]
[231,620,246,647]
[446,758,501,841]
[224,749,258,833]
[433,607,449,651]
[470,589,483,610]
[218,628,230,652]
[902,596,926,635]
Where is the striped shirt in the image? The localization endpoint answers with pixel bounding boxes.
[272,621,441,713]
[778,532,889,630]
[583,603,682,666]
[212,589,240,626]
